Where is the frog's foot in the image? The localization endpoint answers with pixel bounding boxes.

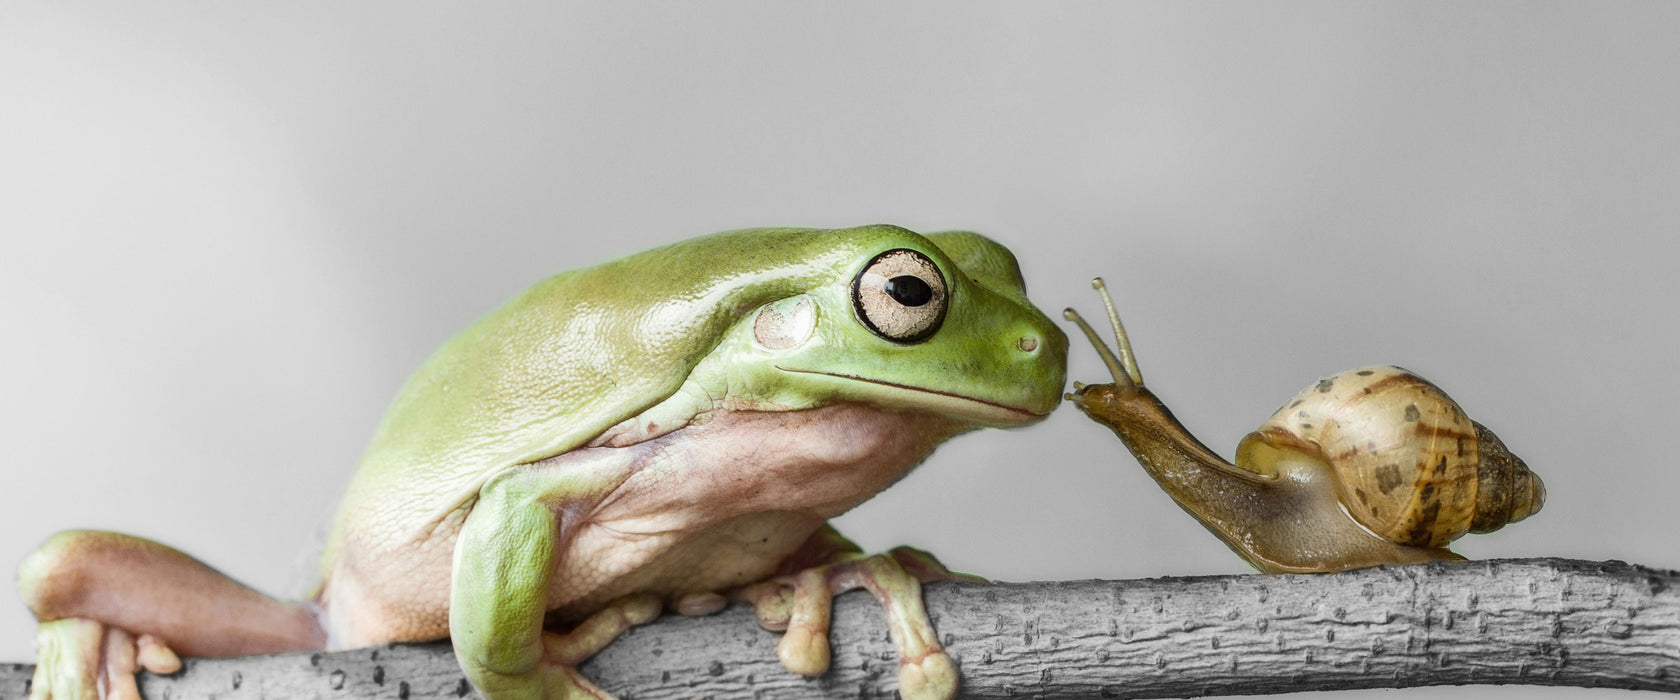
[736,546,967,700]
[31,618,181,700]
[672,591,728,617]
[533,594,662,700]
[20,530,323,700]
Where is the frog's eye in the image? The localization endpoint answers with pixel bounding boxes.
[852,248,948,344]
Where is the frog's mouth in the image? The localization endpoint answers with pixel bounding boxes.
[775,366,1047,425]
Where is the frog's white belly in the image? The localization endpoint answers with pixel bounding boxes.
[550,510,824,621]
[321,403,964,645]
[544,403,965,620]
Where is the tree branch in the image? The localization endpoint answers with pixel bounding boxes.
[4,558,1676,698]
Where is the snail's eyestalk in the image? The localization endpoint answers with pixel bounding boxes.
[1063,308,1130,388]
[1062,278,1143,388]
[1091,278,1143,387]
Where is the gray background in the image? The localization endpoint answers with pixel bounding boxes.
[2,3,1676,698]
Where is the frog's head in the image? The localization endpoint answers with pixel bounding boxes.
[707,225,1067,427]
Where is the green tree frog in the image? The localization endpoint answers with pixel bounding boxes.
[18,225,1067,700]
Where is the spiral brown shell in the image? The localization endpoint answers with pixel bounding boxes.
[1234,365,1545,549]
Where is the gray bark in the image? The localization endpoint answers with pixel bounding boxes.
[2,558,1676,699]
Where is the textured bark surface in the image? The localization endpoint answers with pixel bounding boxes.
[3,558,1677,699]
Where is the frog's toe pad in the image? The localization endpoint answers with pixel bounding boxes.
[618,593,663,626]
[135,634,181,675]
[672,591,727,617]
[735,581,794,631]
[898,650,959,700]
[776,625,830,676]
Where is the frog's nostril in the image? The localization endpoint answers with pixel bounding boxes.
[1017,336,1039,353]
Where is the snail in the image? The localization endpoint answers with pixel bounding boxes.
[1062,279,1545,574]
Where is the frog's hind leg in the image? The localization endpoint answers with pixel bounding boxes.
[19,530,327,700]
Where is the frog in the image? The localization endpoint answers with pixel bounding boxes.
[18,224,1067,700]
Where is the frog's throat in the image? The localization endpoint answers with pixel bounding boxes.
[774,366,1045,425]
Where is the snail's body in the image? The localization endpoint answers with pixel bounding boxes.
[1075,377,1466,573]
[1065,280,1543,574]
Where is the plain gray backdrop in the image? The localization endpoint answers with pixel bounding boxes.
[3,4,1676,699]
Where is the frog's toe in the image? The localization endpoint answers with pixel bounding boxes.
[735,580,794,631]
[776,623,830,676]
[618,593,662,626]
[737,578,830,672]
[98,631,181,700]
[543,594,663,667]
[99,627,144,700]
[672,591,727,617]
[844,553,958,698]
[511,594,664,699]
[735,568,840,676]
[898,649,959,700]
[31,618,102,700]
[134,634,181,675]
[776,568,836,675]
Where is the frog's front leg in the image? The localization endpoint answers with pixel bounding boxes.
[450,454,654,700]
[736,525,976,700]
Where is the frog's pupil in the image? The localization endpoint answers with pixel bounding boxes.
[885,276,932,307]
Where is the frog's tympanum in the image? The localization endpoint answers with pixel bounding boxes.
[19,225,1067,700]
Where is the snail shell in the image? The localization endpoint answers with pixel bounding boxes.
[1233,365,1545,549]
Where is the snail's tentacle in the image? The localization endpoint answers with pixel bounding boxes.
[1089,278,1143,386]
